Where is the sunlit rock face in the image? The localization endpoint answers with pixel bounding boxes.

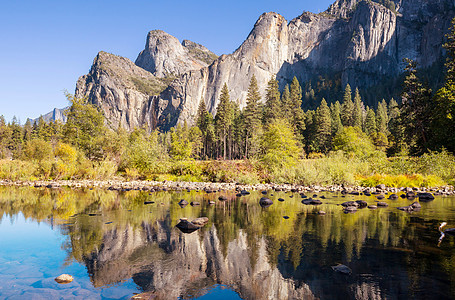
[135,30,218,77]
[75,51,161,130]
[75,0,455,131]
[83,222,315,299]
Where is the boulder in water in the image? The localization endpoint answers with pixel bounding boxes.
[331,264,352,275]
[55,274,73,284]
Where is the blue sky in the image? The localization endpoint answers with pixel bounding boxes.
[0,0,334,123]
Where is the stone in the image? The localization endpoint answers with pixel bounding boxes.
[418,192,435,201]
[376,184,386,190]
[191,217,209,226]
[377,202,388,207]
[259,197,273,207]
[218,196,228,201]
[341,201,359,207]
[318,210,326,215]
[368,205,377,209]
[278,198,285,202]
[355,200,368,208]
[190,201,200,206]
[331,264,352,275]
[388,194,398,200]
[55,274,73,284]
[178,199,188,208]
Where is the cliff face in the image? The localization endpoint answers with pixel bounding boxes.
[75,0,455,131]
[135,30,218,77]
[74,51,167,130]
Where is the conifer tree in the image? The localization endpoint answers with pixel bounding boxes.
[352,88,363,128]
[196,98,210,158]
[263,76,281,123]
[315,99,332,152]
[376,100,389,135]
[281,84,291,116]
[215,83,233,159]
[330,101,343,136]
[244,75,262,158]
[341,84,354,127]
[400,59,432,154]
[289,77,305,134]
[432,18,455,152]
[364,107,377,136]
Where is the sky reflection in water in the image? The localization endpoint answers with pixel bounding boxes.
[0,186,455,299]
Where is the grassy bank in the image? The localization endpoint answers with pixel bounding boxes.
[1,150,454,188]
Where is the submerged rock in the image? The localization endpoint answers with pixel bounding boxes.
[178,199,188,208]
[388,194,398,200]
[397,201,422,212]
[368,205,377,209]
[355,200,368,208]
[344,206,357,213]
[302,198,322,205]
[377,202,388,207]
[176,217,209,233]
[55,274,73,284]
[331,264,352,275]
[191,217,209,226]
[259,197,273,207]
[218,196,228,201]
[341,201,359,207]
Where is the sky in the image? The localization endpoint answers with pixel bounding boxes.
[0,0,334,123]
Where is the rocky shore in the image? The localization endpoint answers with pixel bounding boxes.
[0,179,454,196]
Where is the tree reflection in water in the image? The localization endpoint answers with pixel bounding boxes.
[1,186,455,299]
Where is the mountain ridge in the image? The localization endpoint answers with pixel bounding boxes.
[70,0,454,131]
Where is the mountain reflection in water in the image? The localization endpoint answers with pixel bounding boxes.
[1,186,455,299]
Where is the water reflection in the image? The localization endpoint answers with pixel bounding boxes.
[1,187,455,299]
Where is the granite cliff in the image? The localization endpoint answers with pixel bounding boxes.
[74,0,455,131]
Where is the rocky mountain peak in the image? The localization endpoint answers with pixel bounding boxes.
[327,0,361,18]
[135,30,217,77]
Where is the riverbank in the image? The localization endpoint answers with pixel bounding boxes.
[1,179,454,196]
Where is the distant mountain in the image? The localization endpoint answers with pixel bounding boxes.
[75,0,455,131]
[33,107,68,124]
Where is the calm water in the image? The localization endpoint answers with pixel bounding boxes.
[0,187,455,299]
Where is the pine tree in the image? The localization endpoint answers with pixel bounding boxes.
[341,84,354,127]
[289,77,305,135]
[196,98,210,158]
[263,76,281,123]
[330,101,343,136]
[400,59,432,154]
[244,75,262,158]
[387,98,406,155]
[281,84,291,116]
[315,99,332,152]
[352,88,363,128]
[364,107,377,136]
[215,83,233,159]
[376,99,389,135]
[431,18,455,152]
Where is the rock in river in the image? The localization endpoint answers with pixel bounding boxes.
[55,274,73,284]
[178,199,188,208]
[331,264,352,275]
[259,197,273,207]
[176,217,209,233]
[418,192,435,202]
